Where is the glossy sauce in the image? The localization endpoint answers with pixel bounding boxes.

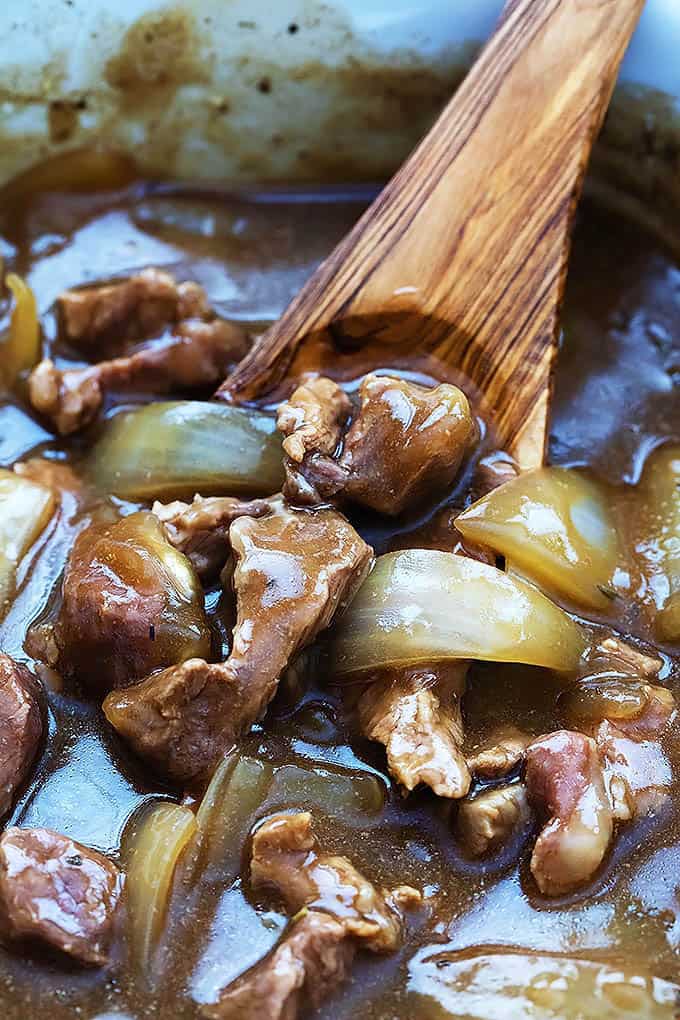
[0,183,677,1019]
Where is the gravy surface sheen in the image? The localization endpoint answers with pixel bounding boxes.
[0,182,678,1019]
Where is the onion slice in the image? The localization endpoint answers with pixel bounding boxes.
[633,444,680,643]
[456,467,620,610]
[88,400,284,500]
[188,754,273,885]
[124,801,196,977]
[333,549,586,677]
[0,468,55,613]
[2,275,40,388]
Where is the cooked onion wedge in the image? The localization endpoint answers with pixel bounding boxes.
[124,802,196,976]
[333,549,585,677]
[189,754,273,884]
[88,400,284,500]
[267,763,385,820]
[634,444,680,643]
[0,468,55,613]
[1,275,40,388]
[456,467,620,610]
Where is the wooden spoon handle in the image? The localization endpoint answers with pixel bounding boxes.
[221,0,644,468]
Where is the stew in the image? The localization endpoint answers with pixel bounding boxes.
[0,159,677,1019]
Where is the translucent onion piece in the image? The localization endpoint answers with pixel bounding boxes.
[456,467,620,610]
[333,550,586,677]
[189,755,273,885]
[2,274,40,387]
[88,401,284,500]
[124,802,196,975]
[408,949,679,1019]
[0,468,55,614]
[559,678,650,726]
[634,444,680,643]
[267,764,385,821]
[0,552,12,611]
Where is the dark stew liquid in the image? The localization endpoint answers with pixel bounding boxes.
[0,173,677,1020]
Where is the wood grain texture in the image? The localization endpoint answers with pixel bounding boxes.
[218,0,644,469]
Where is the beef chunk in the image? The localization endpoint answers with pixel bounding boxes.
[42,511,210,691]
[29,319,249,435]
[203,910,353,1020]
[104,501,372,781]
[606,684,675,740]
[250,812,410,951]
[153,494,272,580]
[355,663,470,799]
[205,812,417,1019]
[0,656,43,817]
[105,657,238,783]
[277,374,478,515]
[596,719,673,818]
[525,730,614,896]
[456,784,531,857]
[0,827,122,965]
[57,267,209,350]
[466,726,529,779]
[526,658,676,895]
[276,374,351,465]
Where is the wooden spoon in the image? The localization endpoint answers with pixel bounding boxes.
[218,0,644,470]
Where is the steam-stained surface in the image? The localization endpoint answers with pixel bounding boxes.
[0,180,676,1020]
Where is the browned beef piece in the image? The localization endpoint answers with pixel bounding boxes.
[152,494,272,580]
[354,663,471,799]
[466,726,529,779]
[456,784,531,857]
[250,812,409,951]
[103,501,372,782]
[277,374,478,515]
[204,812,416,1020]
[277,374,351,464]
[41,511,210,692]
[57,267,209,349]
[0,656,43,817]
[202,910,354,1020]
[595,717,674,818]
[0,827,122,965]
[29,319,250,435]
[604,685,675,740]
[525,730,614,896]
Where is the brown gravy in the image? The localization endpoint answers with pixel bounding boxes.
[0,182,677,1019]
